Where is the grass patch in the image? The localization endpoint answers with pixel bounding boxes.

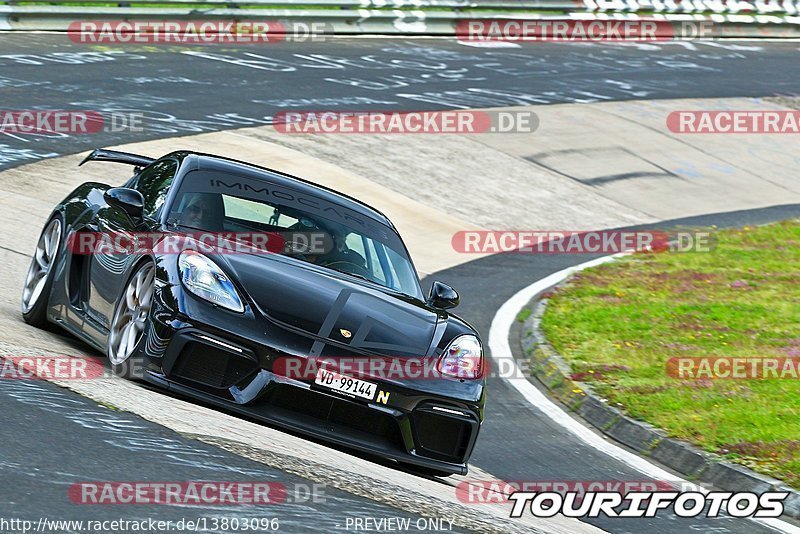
[542,220,800,487]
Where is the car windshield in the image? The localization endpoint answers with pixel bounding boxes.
[167,169,423,299]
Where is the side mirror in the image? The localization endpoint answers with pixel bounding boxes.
[428,280,459,310]
[104,187,144,222]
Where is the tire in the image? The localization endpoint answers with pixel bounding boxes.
[21,215,63,328]
[107,260,155,380]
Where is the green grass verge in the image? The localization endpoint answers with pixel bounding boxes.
[541,220,800,487]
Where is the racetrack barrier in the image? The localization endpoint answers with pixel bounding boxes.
[0,0,799,37]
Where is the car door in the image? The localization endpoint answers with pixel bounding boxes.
[85,158,178,329]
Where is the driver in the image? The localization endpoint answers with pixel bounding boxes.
[322,224,367,269]
[179,193,222,230]
[283,217,366,273]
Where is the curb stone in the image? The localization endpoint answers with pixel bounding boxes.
[521,297,800,520]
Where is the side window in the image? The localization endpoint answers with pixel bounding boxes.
[345,233,366,258]
[135,160,178,217]
[363,239,388,285]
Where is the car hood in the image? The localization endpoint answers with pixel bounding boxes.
[219,253,440,358]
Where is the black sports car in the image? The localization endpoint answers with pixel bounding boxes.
[21,148,485,475]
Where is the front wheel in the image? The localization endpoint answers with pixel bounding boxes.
[21,216,63,328]
[107,260,155,379]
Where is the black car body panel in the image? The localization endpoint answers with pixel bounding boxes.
[33,149,486,475]
[80,148,156,168]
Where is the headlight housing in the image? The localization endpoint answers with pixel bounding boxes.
[178,252,244,312]
[438,335,484,379]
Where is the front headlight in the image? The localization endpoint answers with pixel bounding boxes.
[178,252,244,312]
[438,334,484,379]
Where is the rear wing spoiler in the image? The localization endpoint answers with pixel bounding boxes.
[79,148,155,168]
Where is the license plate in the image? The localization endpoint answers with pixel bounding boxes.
[315,368,377,401]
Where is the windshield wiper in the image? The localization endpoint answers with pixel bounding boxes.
[322,266,380,287]
[165,218,207,233]
[325,268,413,298]
[331,269,373,284]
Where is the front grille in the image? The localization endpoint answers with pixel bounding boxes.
[265,385,404,450]
[171,341,258,389]
[411,405,476,464]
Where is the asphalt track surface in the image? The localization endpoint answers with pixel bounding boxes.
[3,33,800,533]
[0,377,449,531]
[1,34,800,170]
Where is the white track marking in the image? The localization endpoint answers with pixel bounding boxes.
[487,254,800,533]
[457,41,522,48]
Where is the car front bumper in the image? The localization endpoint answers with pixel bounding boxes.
[138,287,484,475]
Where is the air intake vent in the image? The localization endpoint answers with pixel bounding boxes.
[171,341,258,389]
[411,404,477,464]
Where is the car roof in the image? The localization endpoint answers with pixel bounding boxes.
[166,150,395,229]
